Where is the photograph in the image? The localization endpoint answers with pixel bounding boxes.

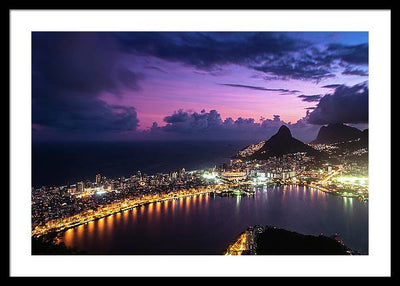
[8,9,391,277]
[31,31,369,255]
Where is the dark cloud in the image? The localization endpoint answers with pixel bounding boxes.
[114,32,309,71]
[147,109,320,142]
[144,65,168,73]
[164,109,192,124]
[252,43,368,82]
[162,109,223,133]
[342,67,368,76]
[219,83,300,94]
[252,51,336,82]
[32,77,139,133]
[297,94,322,102]
[114,32,368,82]
[321,84,343,89]
[115,32,345,81]
[117,69,143,90]
[32,32,142,135]
[307,82,368,125]
[33,32,119,94]
[327,43,368,65]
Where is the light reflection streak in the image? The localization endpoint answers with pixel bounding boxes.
[310,188,315,202]
[155,202,161,219]
[97,218,105,236]
[106,215,114,236]
[87,220,95,240]
[184,196,191,216]
[63,228,74,247]
[123,209,129,225]
[76,224,84,242]
[163,200,169,212]
[236,195,241,211]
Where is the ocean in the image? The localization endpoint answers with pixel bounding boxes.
[32,140,255,188]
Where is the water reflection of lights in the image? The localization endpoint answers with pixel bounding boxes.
[76,224,84,241]
[163,200,169,212]
[63,228,74,246]
[185,196,191,212]
[88,220,95,239]
[155,202,161,218]
[148,203,154,214]
[106,215,114,235]
[236,195,241,209]
[97,218,105,235]
[120,210,128,226]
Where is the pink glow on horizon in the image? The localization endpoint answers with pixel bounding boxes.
[98,58,364,130]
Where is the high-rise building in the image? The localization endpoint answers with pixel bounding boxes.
[77,181,85,193]
[96,174,101,185]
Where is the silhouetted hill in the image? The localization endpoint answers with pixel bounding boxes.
[247,125,320,160]
[362,129,368,140]
[311,123,363,144]
[32,236,86,255]
[256,227,351,255]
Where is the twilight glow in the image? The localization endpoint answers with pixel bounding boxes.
[32,32,368,142]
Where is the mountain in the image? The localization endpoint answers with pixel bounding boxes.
[333,128,368,152]
[361,129,368,140]
[311,123,363,144]
[237,125,320,160]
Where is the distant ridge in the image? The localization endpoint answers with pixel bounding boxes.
[237,125,320,160]
[311,123,363,144]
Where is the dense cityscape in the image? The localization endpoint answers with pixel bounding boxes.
[29,31,371,257]
[32,129,368,246]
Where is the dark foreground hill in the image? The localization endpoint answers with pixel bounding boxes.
[32,235,86,255]
[256,227,351,255]
[311,123,364,144]
[240,125,320,160]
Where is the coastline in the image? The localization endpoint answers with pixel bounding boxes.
[33,181,367,241]
[33,188,215,239]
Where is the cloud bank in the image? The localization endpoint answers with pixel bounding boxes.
[32,32,142,135]
[140,109,320,143]
[307,82,368,125]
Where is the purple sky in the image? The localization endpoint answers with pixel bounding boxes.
[32,32,368,142]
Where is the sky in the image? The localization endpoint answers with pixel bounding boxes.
[32,32,368,143]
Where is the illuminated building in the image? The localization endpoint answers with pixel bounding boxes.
[220,171,247,182]
[96,174,101,185]
[76,181,85,193]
